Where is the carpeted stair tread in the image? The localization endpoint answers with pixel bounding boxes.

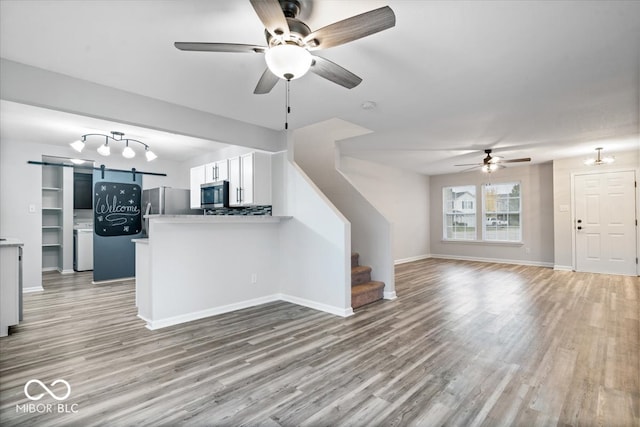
[351,281,385,309]
[351,265,372,286]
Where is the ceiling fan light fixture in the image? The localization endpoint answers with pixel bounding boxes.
[482,163,499,173]
[265,44,312,80]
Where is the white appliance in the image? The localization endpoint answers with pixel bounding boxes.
[74,226,93,271]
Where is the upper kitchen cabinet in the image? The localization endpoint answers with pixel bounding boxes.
[73,172,93,209]
[189,165,205,209]
[190,152,272,208]
[204,159,228,183]
[228,152,271,206]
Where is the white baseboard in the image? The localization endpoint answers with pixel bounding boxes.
[394,254,431,265]
[430,254,553,268]
[23,286,44,293]
[144,295,281,330]
[143,293,354,330]
[383,290,397,300]
[278,293,354,317]
[60,269,75,275]
[553,265,574,272]
[92,276,135,285]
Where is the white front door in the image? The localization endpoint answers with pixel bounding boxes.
[574,170,637,275]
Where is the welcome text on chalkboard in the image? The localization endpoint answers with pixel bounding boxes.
[94,182,142,236]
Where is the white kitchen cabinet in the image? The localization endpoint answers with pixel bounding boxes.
[189,165,206,209]
[204,159,228,183]
[228,152,271,206]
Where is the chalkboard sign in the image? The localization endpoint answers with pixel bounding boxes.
[94,182,142,237]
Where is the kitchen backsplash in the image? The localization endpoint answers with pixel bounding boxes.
[204,205,272,216]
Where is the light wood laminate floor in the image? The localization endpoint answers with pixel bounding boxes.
[0,259,638,426]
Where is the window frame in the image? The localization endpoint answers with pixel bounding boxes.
[442,185,477,241]
[481,181,522,243]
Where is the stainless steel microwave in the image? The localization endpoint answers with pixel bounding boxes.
[200,181,229,208]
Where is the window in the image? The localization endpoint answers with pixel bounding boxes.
[483,182,521,241]
[443,185,476,240]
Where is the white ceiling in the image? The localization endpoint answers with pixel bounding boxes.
[1,0,639,174]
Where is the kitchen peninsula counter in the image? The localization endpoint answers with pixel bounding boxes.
[133,214,292,330]
[144,214,291,223]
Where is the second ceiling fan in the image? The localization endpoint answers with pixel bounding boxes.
[455,149,531,173]
[174,0,396,94]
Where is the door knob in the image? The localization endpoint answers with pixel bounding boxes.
[577,219,582,223]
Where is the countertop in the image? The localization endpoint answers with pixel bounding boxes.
[144,215,292,224]
[0,238,24,247]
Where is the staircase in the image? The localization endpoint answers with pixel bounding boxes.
[351,253,385,309]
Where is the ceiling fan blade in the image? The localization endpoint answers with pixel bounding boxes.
[460,166,481,173]
[254,68,280,94]
[250,0,290,39]
[310,55,362,89]
[500,158,532,163]
[304,6,396,50]
[174,42,266,53]
[454,163,483,167]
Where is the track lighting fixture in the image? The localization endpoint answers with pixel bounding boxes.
[70,131,156,161]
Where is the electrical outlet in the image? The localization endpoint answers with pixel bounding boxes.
[251,273,257,284]
[525,247,531,254]
[28,204,36,213]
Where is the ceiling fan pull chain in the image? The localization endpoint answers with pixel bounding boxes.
[285,78,291,130]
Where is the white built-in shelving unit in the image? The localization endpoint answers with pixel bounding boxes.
[41,159,74,273]
[42,165,63,270]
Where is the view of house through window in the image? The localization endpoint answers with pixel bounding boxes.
[443,185,476,240]
[483,182,521,241]
[443,182,522,242]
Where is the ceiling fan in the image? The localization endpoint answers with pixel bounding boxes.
[174,0,396,94]
[455,149,531,173]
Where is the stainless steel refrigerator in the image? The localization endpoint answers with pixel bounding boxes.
[142,187,198,236]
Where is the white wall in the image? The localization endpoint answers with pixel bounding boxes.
[429,162,555,266]
[148,220,281,324]
[1,59,284,152]
[339,156,431,263]
[552,149,640,270]
[279,161,352,315]
[293,119,395,299]
[0,136,183,290]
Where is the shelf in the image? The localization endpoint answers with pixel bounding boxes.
[42,164,65,272]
